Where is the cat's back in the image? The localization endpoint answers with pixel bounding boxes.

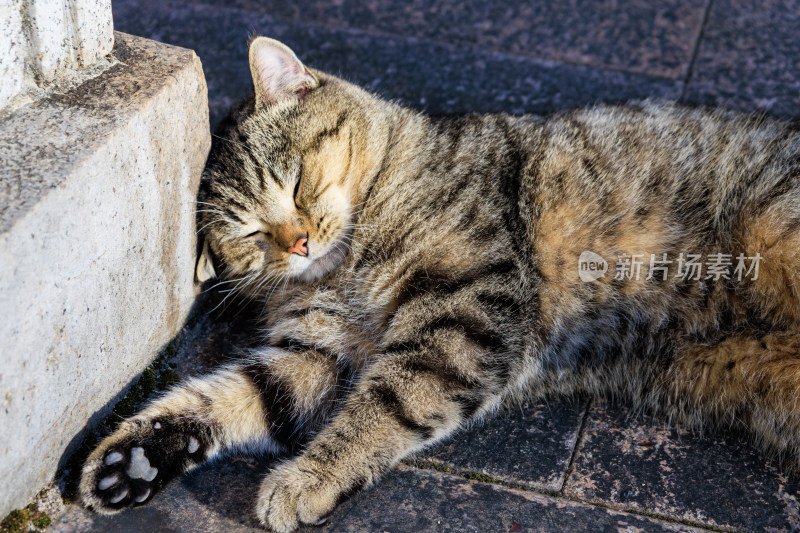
[528,100,800,338]
[532,100,799,207]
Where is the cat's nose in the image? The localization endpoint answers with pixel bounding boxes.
[287,236,308,256]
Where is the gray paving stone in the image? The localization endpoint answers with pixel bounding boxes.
[182,0,706,79]
[565,399,800,532]
[420,398,587,491]
[112,0,682,128]
[683,0,800,118]
[51,459,707,533]
[326,467,708,533]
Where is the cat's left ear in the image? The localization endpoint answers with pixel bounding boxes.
[249,36,319,109]
[196,239,217,282]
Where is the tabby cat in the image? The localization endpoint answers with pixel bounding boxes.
[81,37,800,532]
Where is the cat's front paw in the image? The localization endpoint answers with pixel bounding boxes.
[256,458,366,533]
[80,417,213,513]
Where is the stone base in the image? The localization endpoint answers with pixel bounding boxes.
[0,32,209,516]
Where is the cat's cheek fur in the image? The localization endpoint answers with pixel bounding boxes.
[286,253,312,275]
[297,238,350,281]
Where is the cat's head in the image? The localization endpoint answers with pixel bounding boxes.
[196,37,382,293]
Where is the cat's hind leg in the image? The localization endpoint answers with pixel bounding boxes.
[80,347,348,513]
[737,182,800,328]
[656,332,800,467]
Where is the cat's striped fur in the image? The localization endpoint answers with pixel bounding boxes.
[82,37,800,532]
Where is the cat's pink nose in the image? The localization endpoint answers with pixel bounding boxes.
[287,237,308,256]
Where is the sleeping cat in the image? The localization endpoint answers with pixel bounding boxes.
[81,36,800,532]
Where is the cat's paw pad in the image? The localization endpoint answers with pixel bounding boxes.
[82,444,160,512]
[80,419,211,514]
[256,459,366,533]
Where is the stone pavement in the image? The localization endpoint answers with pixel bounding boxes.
[48,0,800,531]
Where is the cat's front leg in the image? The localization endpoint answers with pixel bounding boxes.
[81,347,348,513]
[257,344,505,532]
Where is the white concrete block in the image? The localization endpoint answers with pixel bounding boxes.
[0,32,210,516]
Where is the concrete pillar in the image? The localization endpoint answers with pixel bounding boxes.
[1,0,114,110]
[0,1,210,518]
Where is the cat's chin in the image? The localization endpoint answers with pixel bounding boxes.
[296,237,350,282]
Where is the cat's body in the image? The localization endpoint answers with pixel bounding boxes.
[81,38,800,532]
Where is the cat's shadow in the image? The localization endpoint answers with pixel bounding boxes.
[177,451,361,531]
[178,453,278,528]
[169,292,285,528]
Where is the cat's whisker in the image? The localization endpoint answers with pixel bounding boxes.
[197,219,227,234]
[346,224,402,232]
[346,222,395,228]
[333,239,356,255]
[348,200,370,212]
[244,272,282,304]
[196,201,226,209]
[236,270,274,300]
[258,274,290,322]
[211,133,256,156]
[206,270,261,314]
[248,276,289,324]
[203,276,249,294]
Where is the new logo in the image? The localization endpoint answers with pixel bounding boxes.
[578,251,607,282]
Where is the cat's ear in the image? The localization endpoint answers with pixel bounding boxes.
[249,37,319,109]
[195,239,217,282]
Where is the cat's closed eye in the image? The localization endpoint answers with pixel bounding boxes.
[293,178,301,202]
[293,178,307,211]
[248,231,271,251]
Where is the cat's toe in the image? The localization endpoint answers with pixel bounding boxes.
[256,468,300,533]
[256,460,357,533]
[81,444,160,513]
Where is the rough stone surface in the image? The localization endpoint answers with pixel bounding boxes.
[421,399,587,491]
[111,0,683,128]
[682,0,800,118]
[0,0,114,110]
[0,32,209,517]
[180,0,708,80]
[565,400,800,531]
